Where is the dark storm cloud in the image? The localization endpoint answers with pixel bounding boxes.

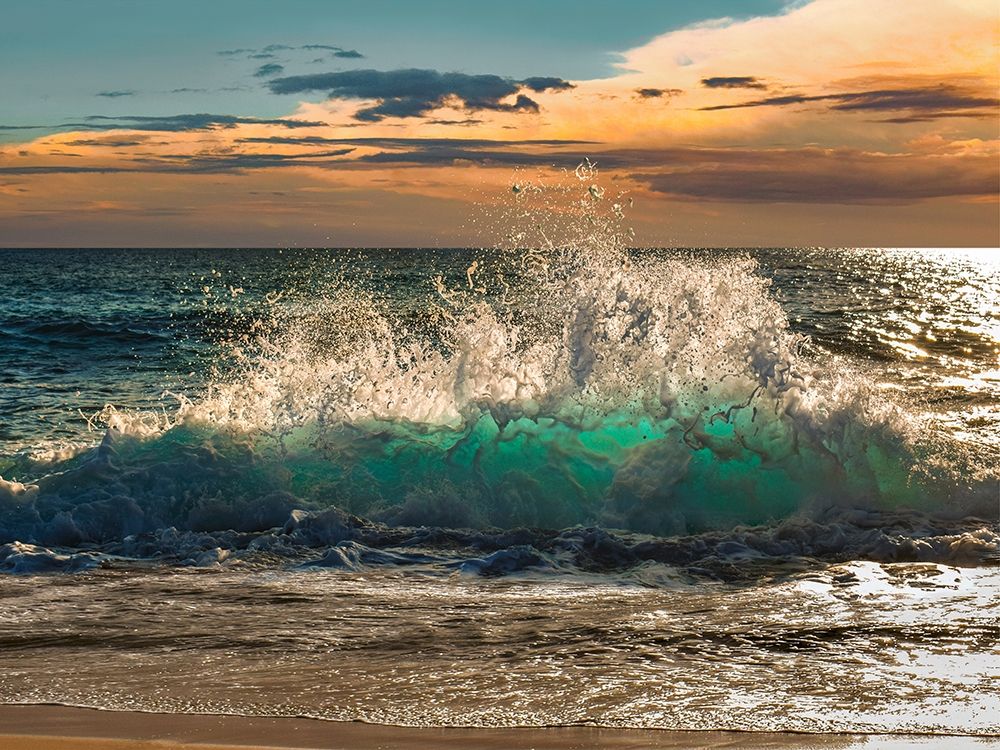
[701,76,767,89]
[96,90,136,98]
[634,88,683,99]
[254,63,285,78]
[65,114,325,132]
[700,84,999,119]
[268,68,575,121]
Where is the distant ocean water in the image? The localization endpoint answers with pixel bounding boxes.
[0,178,998,733]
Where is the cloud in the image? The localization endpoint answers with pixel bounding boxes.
[301,44,363,58]
[221,44,365,61]
[23,138,987,205]
[425,118,482,126]
[634,87,683,99]
[0,165,136,175]
[63,136,151,147]
[877,112,992,124]
[237,136,597,147]
[311,141,998,205]
[268,68,575,121]
[520,77,574,93]
[598,0,997,148]
[352,147,583,168]
[1,134,595,177]
[14,122,990,208]
[627,145,999,203]
[66,114,325,132]
[700,76,767,89]
[0,148,357,176]
[96,90,136,98]
[254,63,285,78]
[4,0,996,249]
[143,148,356,173]
[699,83,999,120]
[827,86,998,113]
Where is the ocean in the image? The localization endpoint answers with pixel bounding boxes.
[0,182,998,736]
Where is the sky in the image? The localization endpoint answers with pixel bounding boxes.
[0,0,997,247]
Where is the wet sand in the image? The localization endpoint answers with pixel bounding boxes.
[0,705,993,749]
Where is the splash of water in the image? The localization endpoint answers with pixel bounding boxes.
[0,164,994,549]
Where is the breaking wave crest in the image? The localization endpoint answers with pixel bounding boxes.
[1,164,996,568]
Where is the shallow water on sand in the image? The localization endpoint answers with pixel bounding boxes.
[0,561,997,733]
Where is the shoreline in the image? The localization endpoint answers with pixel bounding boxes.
[0,704,994,750]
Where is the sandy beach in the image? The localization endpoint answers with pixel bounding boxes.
[0,705,994,750]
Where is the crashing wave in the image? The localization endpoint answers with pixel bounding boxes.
[0,164,996,566]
